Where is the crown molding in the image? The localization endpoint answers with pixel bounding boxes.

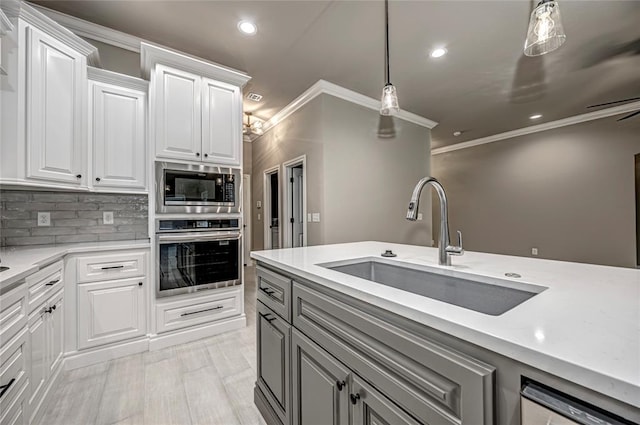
[0,8,13,35]
[257,79,438,140]
[88,66,148,92]
[140,42,250,87]
[431,100,640,156]
[27,2,142,53]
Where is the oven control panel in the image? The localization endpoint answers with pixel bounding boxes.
[157,218,240,232]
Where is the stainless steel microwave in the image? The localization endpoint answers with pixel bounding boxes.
[156,162,241,214]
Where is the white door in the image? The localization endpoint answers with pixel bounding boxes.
[91,81,146,191]
[243,174,252,266]
[26,27,86,186]
[292,167,304,247]
[154,64,202,161]
[47,293,64,376]
[77,277,146,350]
[201,77,241,166]
[27,310,47,411]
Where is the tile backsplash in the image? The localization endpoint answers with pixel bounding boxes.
[0,190,149,246]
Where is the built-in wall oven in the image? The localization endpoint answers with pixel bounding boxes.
[156,218,241,297]
[156,162,241,214]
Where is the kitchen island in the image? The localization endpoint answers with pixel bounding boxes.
[251,241,639,425]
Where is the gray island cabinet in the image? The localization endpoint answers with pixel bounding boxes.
[252,262,639,425]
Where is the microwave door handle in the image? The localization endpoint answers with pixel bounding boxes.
[158,233,241,243]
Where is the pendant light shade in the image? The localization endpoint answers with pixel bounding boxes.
[524,0,566,57]
[380,0,399,116]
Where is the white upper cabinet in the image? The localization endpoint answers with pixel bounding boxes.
[201,77,241,165]
[142,43,250,167]
[154,65,202,161]
[26,27,86,186]
[0,2,99,190]
[89,68,148,192]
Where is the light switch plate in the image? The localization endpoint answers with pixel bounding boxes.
[312,213,320,222]
[531,247,538,256]
[417,213,423,221]
[103,211,114,225]
[257,200,262,209]
[307,213,312,222]
[37,212,50,226]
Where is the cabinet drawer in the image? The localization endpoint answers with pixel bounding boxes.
[156,287,241,334]
[26,260,63,313]
[0,378,27,425]
[257,301,290,425]
[293,282,495,425]
[257,267,291,322]
[76,251,146,283]
[0,285,27,346]
[0,329,28,417]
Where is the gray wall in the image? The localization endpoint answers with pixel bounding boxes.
[251,96,325,251]
[243,141,252,174]
[322,95,432,246]
[250,94,432,251]
[0,190,148,246]
[432,117,640,268]
[81,37,141,78]
[636,154,640,266]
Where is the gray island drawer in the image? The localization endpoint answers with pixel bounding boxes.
[292,282,495,425]
[257,267,292,322]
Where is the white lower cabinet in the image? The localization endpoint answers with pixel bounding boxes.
[77,277,146,349]
[26,290,63,425]
[0,329,29,425]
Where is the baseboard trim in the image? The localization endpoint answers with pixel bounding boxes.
[64,337,149,370]
[254,385,283,425]
[148,315,246,351]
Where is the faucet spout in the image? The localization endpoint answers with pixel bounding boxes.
[406,177,463,266]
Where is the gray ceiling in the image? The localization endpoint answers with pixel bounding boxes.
[30,0,640,148]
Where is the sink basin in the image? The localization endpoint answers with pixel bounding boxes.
[322,259,546,316]
[0,266,9,273]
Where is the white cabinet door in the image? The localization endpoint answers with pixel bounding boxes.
[77,277,146,350]
[201,78,241,166]
[27,311,46,413]
[26,27,86,186]
[47,293,64,376]
[91,81,146,191]
[154,65,202,161]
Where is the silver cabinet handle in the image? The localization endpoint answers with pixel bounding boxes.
[180,306,223,317]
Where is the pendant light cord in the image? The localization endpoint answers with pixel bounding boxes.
[385,0,390,85]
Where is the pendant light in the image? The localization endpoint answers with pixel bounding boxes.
[380,0,399,116]
[524,0,567,57]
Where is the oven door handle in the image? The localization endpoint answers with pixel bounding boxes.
[157,232,241,243]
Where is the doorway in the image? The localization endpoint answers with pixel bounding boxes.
[283,156,307,248]
[263,166,281,249]
[242,174,251,266]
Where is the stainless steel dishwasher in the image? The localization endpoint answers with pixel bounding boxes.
[521,382,636,425]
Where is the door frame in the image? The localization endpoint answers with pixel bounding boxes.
[282,155,308,248]
[243,174,252,266]
[263,165,281,249]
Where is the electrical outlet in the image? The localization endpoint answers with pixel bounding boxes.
[308,213,312,222]
[417,213,423,221]
[257,213,261,221]
[103,211,114,225]
[37,212,50,226]
[531,247,538,256]
[312,213,320,222]
[256,200,262,209]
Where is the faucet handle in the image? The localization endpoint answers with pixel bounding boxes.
[447,230,464,256]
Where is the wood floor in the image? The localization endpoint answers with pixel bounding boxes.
[41,267,266,425]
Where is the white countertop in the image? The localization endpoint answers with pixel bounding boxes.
[0,240,151,290]
[251,241,640,408]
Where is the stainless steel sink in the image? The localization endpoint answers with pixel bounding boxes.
[0,266,9,273]
[321,258,546,315]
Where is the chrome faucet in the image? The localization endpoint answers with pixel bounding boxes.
[406,177,463,266]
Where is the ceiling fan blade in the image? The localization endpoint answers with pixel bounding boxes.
[587,97,640,108]
[617,110,640,121]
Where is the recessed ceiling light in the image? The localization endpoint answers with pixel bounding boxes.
[430,47,447,58]
[238,21,257,35]
[453,131,462,137]
[529,114,543,120]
